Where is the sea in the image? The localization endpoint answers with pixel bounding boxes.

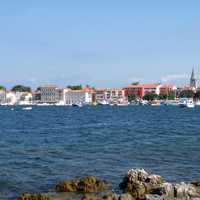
[0,105,200,200]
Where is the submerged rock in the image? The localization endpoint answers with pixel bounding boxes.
[17,192,53,200]
[55,176,108,193]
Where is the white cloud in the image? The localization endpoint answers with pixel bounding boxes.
[161,74,188,82]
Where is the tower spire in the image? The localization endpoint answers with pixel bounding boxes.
[190,67,197,89]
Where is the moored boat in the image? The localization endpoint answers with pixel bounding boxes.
[179,98,195,108]
[22,107,33,110]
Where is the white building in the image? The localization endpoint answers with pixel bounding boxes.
[63,88,94,105]
[40,85,62,103]
[95,88,126,103]
[17,92,33,105]
[0,89,6,104]
[6,92,17,105]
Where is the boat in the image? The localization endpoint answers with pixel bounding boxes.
[117,101,129,106]
[179,98,195,108]
[139,100,148,106]
[149,101,161,106]
[72,103,83,107]
[22,107,33,110]
[195,101,200,106]
[98,100,109,105]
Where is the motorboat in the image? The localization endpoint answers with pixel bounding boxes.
[72,103,83,107]
[149,101,161,106]
[98,100,109,105]
[179,98,195,108]
[139,100,148,106]
[195,101,200,106]
[22,107,33,110]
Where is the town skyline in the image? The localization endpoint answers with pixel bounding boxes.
[0,67,198,90]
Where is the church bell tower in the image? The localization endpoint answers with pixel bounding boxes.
[190,68,197,90]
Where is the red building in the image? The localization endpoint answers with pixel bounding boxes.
[124,84,176,98]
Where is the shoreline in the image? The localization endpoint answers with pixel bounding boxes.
[16,169,200,200]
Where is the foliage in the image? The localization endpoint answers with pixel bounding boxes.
[131,82,140,85]
[67,85,82,90]
[11,85,31,92]
[143,93,158,101]
[179,90,194,98]
[168,91,176,100]
[36,87,41,91]
[158,94,168,100]
[128,94,138,102]
[0,86,5,90]
[194,90,200,100]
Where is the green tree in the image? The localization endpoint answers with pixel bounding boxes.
[159,94,168,100]
[128,94,138,102]
[168,91,176,100]
[11,85,31,92]
[194,91,200,100]
[179,90,194,98]
[131,82,140,85]
[143,93,158,101]
[67,85,82,90]
[0,86,5,90]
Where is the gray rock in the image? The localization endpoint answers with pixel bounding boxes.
[119,193,136,200]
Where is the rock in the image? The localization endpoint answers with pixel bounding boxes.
[82,193,119,200]
[17,193,53,200]
[55,176,108,193]
[82,194,102,200]
[145,194,163,200]
[174,182,200,199]
[119,193,136,200]
[119,169,165,199]
[150,182,174,199]
[103,193,119,200]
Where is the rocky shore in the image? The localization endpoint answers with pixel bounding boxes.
[17,169,200,200]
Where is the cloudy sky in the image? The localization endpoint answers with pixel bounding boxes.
[0,0,200,89]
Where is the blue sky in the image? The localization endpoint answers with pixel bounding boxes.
[0,0,200,89]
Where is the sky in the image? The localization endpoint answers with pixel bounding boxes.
[0,0,200,89]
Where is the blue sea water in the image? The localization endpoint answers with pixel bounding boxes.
[0,106,200,200]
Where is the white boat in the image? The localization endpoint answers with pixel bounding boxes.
[72,103,83,107]
[98,100,109,105]
[22,107,33,110]
[117,101,129,106]
[139,100,148,106]
[149,101,161,106]
[195,101,200,106]
[179,98,195,108]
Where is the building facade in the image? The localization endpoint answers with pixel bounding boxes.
[95,88,126,103]
[64,88,94,105]
[40,85,61,103]
[0,89,6,104]
[124,84,176,98]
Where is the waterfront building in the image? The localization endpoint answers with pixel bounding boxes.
[32,89,41,103]
[64,87,94,105]
[40,85,61,103]
[0,89,6,104]
[95,88,126,103]
[6,92,17,105]
[17,92,33,105]
[190,68,197,90]
[159,85,177,96]
[124,84,176,98]
[124,84,162,98]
